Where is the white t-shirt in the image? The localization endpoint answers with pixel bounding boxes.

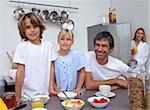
[85,51,129,80]
[13,40,57,98]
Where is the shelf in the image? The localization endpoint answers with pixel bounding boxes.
[9,0,79,10]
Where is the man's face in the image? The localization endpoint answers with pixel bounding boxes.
[94,39,112,64]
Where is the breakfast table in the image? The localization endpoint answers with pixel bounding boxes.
[20,89,130,110]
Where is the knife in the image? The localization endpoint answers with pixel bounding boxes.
[9,103,27,110]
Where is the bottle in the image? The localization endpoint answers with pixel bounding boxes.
[108,8,113,23]
[112,9,116,23]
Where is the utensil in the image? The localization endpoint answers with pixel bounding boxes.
[62,91,71,101]
[24,93,31,100]
[13,103,27,110]
[79,87,87,95]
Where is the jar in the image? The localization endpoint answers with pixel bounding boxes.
[128,67,146,110]
[145,72,150,110]
[2,92,16,109]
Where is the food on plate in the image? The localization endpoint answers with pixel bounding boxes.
[88,96,110,108]
[93,98,108,103]
[64,100,84,107]
[61,99,85,110]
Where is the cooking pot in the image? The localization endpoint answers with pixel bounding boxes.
[31,7,40,15]
[62,19,74,30]
[40,10,49,22]
[49,11,59,23]
[13,7,25,20]
[61,11,68,20]
[57,16,65,24]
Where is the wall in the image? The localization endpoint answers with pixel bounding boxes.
[0,0,149,77]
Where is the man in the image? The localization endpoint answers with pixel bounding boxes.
[85,31,129,90]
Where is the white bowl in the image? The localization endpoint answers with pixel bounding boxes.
[31,95,50,104]
[32,108,48,110]
[87,96,110,108]
[61,99,85,110]
[57,92,77,100]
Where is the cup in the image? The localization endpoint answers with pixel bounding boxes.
[99,85,111,97]
[31,97,44,109]
[2,92,16,109]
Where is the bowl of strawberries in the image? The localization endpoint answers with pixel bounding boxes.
[87,96,110,108]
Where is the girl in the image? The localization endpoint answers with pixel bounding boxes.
[13,13,57,103]
[50,29,85,95]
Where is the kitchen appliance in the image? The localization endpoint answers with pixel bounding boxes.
[87,22,131,64]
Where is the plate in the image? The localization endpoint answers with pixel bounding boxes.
[32,108,48,110]
[95,91,115,98]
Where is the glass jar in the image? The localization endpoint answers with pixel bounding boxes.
[145,72,150,110]
[128,67,146,110]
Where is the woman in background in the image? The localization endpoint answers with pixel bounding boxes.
[130,27,149,71]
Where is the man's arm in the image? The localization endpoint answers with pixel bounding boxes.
[85,72,116,90]
[15,64,25,104]
[85,72,128,90]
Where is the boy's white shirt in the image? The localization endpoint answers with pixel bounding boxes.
[13,40,57,98]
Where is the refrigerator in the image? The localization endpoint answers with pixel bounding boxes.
[87,22,131,65]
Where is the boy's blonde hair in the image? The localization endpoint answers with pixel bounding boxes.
[18,12,46,41]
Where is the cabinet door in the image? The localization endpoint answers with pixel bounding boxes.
[87,22,131,64]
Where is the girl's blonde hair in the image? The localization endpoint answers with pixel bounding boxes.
[18,12,46,41]
[58,29,74,39]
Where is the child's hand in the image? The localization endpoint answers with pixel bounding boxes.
[73,88,81,95]
[49,89,58,96]
[16,96,22,105]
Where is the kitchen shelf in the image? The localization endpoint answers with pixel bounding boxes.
[9,0,79,10]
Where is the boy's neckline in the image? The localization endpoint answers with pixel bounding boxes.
[28,40,42,46]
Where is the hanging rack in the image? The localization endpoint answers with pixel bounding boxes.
[9,0,79,10]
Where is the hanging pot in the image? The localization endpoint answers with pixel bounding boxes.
[31,7,40,15]
[49,11,59,23]
[13,6,25,20]
[61,11,68,20]
[40,10,49,22]
[57,16,65,24]
[62,19,74,31]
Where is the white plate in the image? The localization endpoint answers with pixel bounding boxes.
[32,108,48,110]
[95,91,115,98]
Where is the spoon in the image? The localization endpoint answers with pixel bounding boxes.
[62,91,71,101]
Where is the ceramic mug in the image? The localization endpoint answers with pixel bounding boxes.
[99,85,111,97]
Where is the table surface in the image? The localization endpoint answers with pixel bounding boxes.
[20,89,130,110]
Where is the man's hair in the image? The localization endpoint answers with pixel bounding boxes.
[94,31,114,49]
